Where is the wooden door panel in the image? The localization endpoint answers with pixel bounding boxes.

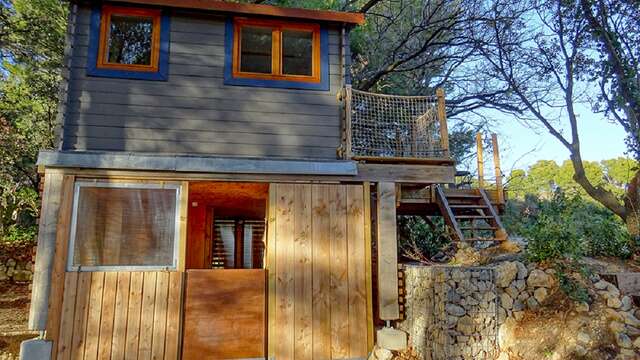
[182,269,266,360]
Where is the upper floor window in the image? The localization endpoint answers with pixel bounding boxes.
[225,18,329,90]
[87,5,170,81]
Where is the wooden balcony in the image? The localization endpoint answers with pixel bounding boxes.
[340,86,452,165]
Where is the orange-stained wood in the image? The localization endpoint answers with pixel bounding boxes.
[181,269,266,360]
[110,0,365,24]
[96,5,162,72]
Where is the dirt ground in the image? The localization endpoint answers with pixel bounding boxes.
[0,282,36,359]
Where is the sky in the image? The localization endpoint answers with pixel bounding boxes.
[480,104,628,175]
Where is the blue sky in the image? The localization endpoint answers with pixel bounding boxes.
[484,105,627,174]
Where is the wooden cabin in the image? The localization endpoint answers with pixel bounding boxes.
[25,1,506,359]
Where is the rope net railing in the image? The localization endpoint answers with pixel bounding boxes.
[346,88,448,159]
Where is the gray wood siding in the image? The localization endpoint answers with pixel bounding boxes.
[62,6,344,160]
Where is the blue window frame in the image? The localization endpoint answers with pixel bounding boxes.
[224,18,330,91]
[86,5,170,81]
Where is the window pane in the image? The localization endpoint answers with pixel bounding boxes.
[243,220,265,269]
[240,26,272,74]
[213,220,236,269]
[107,15,153,65]
[72,186,177,268]
[282,30,313,76]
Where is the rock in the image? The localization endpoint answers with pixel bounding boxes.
[0,271,7,281]
[505,285,519,299]
[496,262,518,288]
[573,344,588,357]
[575,302,589,313]
[618,348,637,360]
[534,287,549,303]
[616,333,633,348]
[513,311,524,321]
[456,315,474,336]
[446,303,466,317]
[577,331,591,344]
[372,347,393,360]
[621,296,633,312]
[498,318,517,349]
[514,261,528,280]
[13,270,31,282]
[513,300,525,311]
[526,297,539,310]
[6,258,16,267]
[514,280,526,291]
[633,336,640,349]
[496,352,509,360]
[607,296,622,309]
[605,308,625,322]
[500,293,514,310]
[621,312,640,327]
[595,280,612,290]
[610,321,626,333]
[627,326,640,336]
[527,269,553,288]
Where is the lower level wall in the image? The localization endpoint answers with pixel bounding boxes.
[398,265,498,360]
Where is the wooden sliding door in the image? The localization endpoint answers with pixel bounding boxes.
[267,183,372,360]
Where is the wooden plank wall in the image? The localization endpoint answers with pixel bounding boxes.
[267,183,371,360]
[56,271,183,360]
[63,6,343,159]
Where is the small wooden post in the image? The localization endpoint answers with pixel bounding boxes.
[492,133,504,204]
[476,133,484,189]
[344,85,353,159]
[376,182,399,321]
[436,88,450,156]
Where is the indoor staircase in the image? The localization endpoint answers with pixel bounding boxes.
[434,185,508,242]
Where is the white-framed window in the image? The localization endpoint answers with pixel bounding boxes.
[67,181,181,271]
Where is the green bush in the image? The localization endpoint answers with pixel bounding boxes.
[1,224,37,245]
[503,190,632,261]
[397,216,451,261]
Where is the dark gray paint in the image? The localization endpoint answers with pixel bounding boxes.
[62,6,344,159]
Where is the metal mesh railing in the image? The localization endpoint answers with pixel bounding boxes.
[344,88,449,159]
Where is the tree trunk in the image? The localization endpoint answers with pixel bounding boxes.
[625,170,640,240]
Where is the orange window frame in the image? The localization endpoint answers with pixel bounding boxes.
[232,18,322,83]
[97,5,162,72]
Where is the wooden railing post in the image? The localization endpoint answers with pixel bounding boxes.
[436,88,450,157]
[344,85,353,159]
[476,133,484,189]
[491,133,504,204]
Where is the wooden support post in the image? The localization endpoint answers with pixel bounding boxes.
[344,85,353,159]
[492,133,504,204]
[178,181,189,272]
[29,172,65,331]
[363,182,374,352]
[436,88,450,156]
[376,182,399,321]
[476,133,484,189]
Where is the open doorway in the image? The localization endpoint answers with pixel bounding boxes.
[182,182,269,360]
[186,181,268,270]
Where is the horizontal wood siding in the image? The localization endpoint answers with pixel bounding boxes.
[63,6,343,159]
[56,271,183,360]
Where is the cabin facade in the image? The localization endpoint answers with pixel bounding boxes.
[25,1,505,359]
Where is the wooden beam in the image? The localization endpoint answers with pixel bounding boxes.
[42,163,456,184]
[491,133,504,204]
[476,133,484,189]
[363,182,374,352]
[29,172,65,331]
[376,182,399,320]
[178,181,189,272]
[436,88,450,155]
[109,0,366,24]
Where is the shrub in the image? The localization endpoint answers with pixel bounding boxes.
[397,216,452,262]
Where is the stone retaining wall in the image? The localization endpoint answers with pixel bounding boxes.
[399,265,498,360]
[0,245,35,283]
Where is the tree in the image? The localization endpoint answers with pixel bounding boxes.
[475,0,640,237]
[0,0,67,239]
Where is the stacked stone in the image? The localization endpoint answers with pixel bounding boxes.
[400,265,498,360]
[592,276,640,359]
[0,258,33,282]
[494,261,555,324]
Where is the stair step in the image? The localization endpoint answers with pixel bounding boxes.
[444,193,481,199]
[450,204,489,209]
[455,215,494,219]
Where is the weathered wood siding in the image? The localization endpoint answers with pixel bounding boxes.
[267,183,371,359]
[62,5,344,159]
[56,271,183,360]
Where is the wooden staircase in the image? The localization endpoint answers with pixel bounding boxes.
[434,185,508,242]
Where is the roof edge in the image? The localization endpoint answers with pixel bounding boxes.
[103,0,366,25]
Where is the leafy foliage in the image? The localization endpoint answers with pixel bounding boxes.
[503,190,632,261]
[397,216,452,262]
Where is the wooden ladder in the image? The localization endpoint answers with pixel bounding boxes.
[434,185,508,242]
